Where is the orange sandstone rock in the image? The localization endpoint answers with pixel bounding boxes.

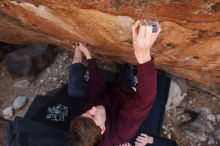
[0,0,219,96]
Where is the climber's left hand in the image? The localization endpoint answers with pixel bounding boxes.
[78,42,92,60]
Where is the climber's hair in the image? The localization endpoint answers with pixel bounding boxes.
[69,116,102,146]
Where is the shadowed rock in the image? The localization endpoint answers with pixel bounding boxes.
[5,44,61,76]
[0,43,23,61]
[166,76,187,110]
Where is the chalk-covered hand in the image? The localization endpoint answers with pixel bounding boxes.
[132,20,161,64]
[72,45,83,64]
[78,42,92,60]
[135,133,154,146]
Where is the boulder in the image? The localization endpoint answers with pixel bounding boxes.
[0,43,22,61]
[0,1,219,96]
[166,76,187,110]
[5,44,60,76]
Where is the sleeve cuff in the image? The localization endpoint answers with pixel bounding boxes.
[87,58,96,63]
[152,137,159,145]
[137,58,156,75]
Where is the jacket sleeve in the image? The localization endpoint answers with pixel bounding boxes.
[112,59,157,144]
[83,59,106,111]
[136,59,157,105]
[149,137,178,146]
[68,63,87,97]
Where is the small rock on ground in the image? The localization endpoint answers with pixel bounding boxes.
[2,106,13,118]
[13,96,28,110]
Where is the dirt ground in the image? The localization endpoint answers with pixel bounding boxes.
[0,50,219,146]
[163,87,220,146]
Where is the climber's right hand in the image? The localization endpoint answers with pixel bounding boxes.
[132,20,161,64]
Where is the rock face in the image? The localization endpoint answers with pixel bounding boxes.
[0,43,22,61]
[0,1,219,96]
[166,76,187,110]
[5,44,60,76]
